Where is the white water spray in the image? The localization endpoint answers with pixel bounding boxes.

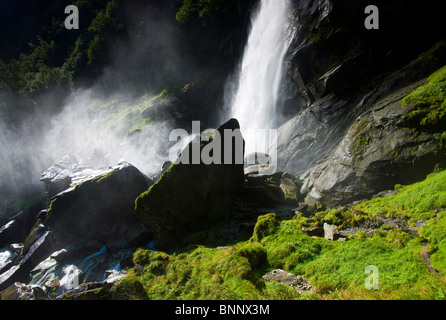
[229,0,291,155]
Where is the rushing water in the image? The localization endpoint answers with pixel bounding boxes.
[229,0,292,155]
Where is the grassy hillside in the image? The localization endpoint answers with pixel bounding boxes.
[96,170,446,300]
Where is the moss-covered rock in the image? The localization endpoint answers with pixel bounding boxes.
[252,213,279,242]
[111,277,148,300]
[236,245,267,270]
[135,119,245,250]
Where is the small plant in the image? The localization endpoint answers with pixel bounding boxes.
[353,135,372,159]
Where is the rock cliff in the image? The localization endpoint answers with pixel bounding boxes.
[277,0,446,208]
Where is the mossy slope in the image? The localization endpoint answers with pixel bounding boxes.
[114,170,446,300]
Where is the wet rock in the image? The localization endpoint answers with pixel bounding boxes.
[24,243,135,298]
[0,208,42,248]
[59,274,147,300]
[0,248,17,274]
[40,155,135,198]
[40,155,79,197]
[244,164,274,176]
[58,281,113,300]
[160,161,172,173]
[244,152,271,168]
[0,230,54,291]
[277,0,446,209]
[0,282,49,300]
[0,221,16,248]
[10,244,23,253]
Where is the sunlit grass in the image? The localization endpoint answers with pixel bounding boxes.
[117,170,446,300]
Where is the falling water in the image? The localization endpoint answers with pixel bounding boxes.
[230,0,291,155]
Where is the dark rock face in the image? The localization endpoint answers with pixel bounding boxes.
[135,119,245,250]
[43,162,153,251]
[0,212,34,248]
[277,0,446,208]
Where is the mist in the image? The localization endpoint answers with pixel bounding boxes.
[0,1,194,217]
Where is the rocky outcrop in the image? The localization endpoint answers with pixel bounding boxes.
[276,0,446,208]
[135,119,245,250]
[0,161,153,293]
[302,226,324,238]
[305,80,445,207]
[43,161,152,250]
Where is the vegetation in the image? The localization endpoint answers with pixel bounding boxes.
[114,170,446,300]
[354,170,446,222]
[0,0,123,98]
[176,0,244,26]
[402,65,446,151]
[353,134,372,161]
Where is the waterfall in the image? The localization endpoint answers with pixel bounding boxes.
[228,0,291,155]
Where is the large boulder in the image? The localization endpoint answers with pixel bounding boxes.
[0,161,152,292]
[41,161,153,251]
[135,119,245,250]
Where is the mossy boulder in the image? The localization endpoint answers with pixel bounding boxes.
[252,213,279,242]
[133,249,170,266]
[135,119,245,250]
[110,277,148,300]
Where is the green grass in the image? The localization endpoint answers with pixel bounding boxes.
[112,170,446,300]
[354,170,446,222]
[402,65,446,135]
[420,211,446,276]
